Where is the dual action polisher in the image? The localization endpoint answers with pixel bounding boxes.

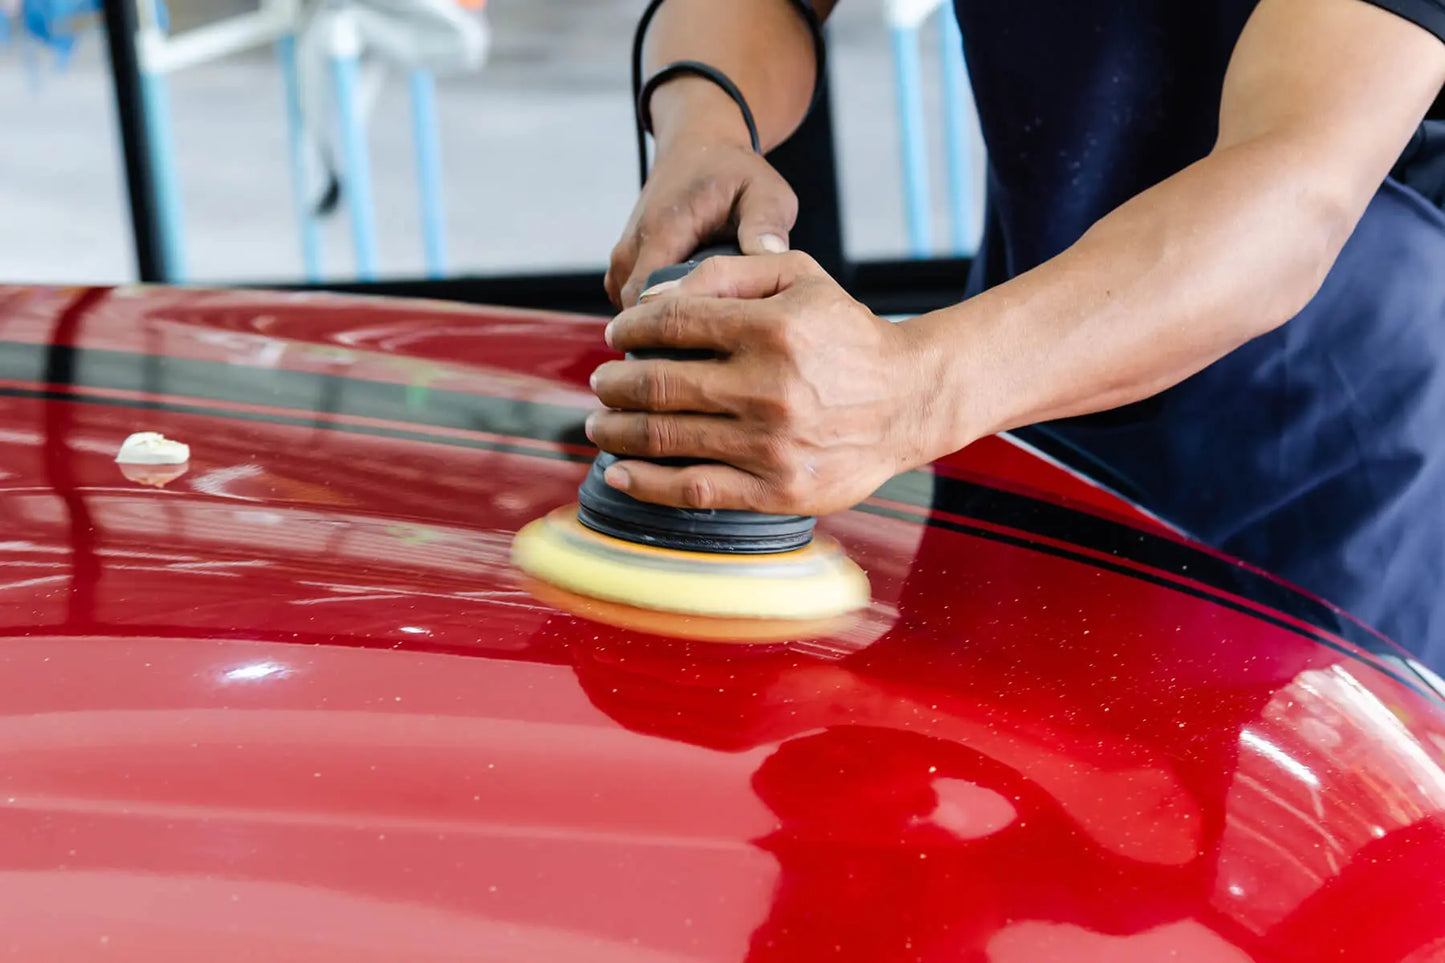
[511,247,870,623]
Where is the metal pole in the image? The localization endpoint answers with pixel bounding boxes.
[408,70,447,278]
[137,61,189,280]
[101,0,169,281]
[891,24,931,257]
[278,34,323,281]
[939,10,975,256]
[330,15,378,280]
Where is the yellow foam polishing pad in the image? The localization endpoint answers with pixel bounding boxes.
[516,575,855,644]
[511,505,870,621]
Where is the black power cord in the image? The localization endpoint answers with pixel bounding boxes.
[637,60,762,159]
[631,0,827,187]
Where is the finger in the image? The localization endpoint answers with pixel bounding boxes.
[662,248,821,302]
[604,233,638,309]
[601,459,769,513]
[605,295,766,354]
[621,220,709,308]
[585,410,753,463]
[591,358,739,413]
[605,200,654,309]
[734,173,798,257]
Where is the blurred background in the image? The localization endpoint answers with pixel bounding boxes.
[0,0,986,288]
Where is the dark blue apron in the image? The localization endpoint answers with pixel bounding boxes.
[952,0,1445,669]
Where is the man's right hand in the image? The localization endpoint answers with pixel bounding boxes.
[604,129,799,309]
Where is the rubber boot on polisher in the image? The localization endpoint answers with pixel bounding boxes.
[576,245,818,555]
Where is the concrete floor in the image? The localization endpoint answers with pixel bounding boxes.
[0,0,983,286]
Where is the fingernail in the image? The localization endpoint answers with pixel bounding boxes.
[603,322,615,349]
[584,412,598,440]
[638,279,680,302]
[604,465,630,491]
[758,233,788,254]
[589,367,600,391]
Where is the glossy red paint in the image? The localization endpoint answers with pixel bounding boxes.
[0,285,1443,961]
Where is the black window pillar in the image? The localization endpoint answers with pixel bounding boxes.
[101,0,170,283]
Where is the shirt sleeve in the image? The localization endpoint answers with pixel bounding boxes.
[1359,0,1445,45]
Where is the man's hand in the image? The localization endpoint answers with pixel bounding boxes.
[587,252,959,515]
[601,0,834,311]
[603,122,798,309]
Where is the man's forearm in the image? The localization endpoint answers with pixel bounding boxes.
[914,0,1445,453]
[915,140,1352,448]
[644,0,833,153]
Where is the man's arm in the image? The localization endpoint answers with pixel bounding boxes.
[920,0,1445,439]
[643,0,836,155]
[588,0,1445,515]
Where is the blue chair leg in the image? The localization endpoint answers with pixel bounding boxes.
[408,69,447,279]
[138,67,188,281]
[330,47,378,280]
[939,10,976,256]
[890,25,931,258]
[277,34,322,282]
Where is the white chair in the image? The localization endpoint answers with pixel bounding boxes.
[126,0,485,282]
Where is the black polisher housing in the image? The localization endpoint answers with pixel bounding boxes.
[577,246,817,555]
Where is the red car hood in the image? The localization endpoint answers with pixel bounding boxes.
[1,285,1443,962]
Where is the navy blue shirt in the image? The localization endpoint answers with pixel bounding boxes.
[948,0,1445,666]
[952,0,1445,288]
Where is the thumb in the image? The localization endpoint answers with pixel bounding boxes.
[670,247,820,301]
[734,174,798,257]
